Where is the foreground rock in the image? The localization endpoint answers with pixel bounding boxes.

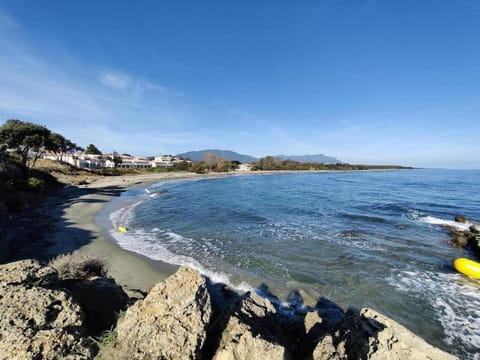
[0,260,94,359]
[0,261,458,359]
[213,292,292,360]
[313,307,457,360]
[116,266,212,360]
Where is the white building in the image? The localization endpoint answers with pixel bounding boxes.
[151,155,191,168]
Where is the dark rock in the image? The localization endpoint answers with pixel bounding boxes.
[452,235,468,247]
[63,277,129,336]
[454,215,467,223]
[470,225,480,234]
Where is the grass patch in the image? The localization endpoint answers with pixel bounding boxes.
[50,253,108,280]
[94,328,117,348]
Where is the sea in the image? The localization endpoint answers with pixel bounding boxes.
[105,169,480,358]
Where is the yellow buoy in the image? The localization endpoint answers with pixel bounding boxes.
[454,258,480,279]
[118,226,127,233]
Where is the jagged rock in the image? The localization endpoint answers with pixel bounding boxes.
[116,266,212,360]
[63,277,129,336]
[312,334,341,360]
[213,292,292,360]
[326,308,458,360]
[0,260,94,360]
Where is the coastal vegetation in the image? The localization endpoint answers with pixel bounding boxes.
[252,155,413,171]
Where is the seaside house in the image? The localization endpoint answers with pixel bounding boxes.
[116,155,152,169]
[151,155,191,168]
[42,151,106,169]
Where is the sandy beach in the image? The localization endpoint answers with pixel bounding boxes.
[46,172,221,294]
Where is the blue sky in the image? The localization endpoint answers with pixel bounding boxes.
[0,1,479,168]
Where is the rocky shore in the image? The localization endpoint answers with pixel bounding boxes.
[0,258,457,359]
[444,215,480,257]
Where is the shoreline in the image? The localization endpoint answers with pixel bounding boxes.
[4,168,416,295]
[47,172,209,294]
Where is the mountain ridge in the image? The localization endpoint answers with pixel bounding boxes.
[177,149,342,164]
[176,149,258,163]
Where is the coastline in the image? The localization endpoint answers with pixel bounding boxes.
[3,168,415,295]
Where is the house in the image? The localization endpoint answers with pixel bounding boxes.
[116,155,152,169]
[151,155,190,168]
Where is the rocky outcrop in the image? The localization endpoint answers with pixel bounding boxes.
[444,215,480,257]
[0,261,458,359]
[213,292,292,360]
[319,307,458,360]
[0,260,94,359]
[115,266,212,360]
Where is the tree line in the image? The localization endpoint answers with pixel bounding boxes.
[252,156,412,171]
[0,119,81,174]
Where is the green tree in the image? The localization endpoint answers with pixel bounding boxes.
[84,143,102,155]
[46,132,80,162]
[108,151,122,166]
[0,119,51,172]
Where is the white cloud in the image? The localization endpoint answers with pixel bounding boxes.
[100,72,130,90]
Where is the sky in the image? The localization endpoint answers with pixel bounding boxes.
[0,1,479,168]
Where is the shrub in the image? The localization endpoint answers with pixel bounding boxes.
[50,253,108,280]
[26,177,45,192]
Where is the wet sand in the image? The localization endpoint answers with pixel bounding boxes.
[46,172,206,294]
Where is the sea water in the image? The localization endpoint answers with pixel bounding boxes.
[108,169,480,358]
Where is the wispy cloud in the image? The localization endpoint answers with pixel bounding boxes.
[0,10,195,154]
[100,71,130,90]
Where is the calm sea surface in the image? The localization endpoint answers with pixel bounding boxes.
[108,169,480,358]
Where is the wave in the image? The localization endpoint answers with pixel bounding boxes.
[388,269,480,359]
[108,203,254,294]
[420,215,475,231]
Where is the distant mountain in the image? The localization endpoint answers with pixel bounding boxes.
[274,154,342,164]
[177,149,258,163]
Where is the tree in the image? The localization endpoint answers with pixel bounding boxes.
[0,119,51,172]
[46,132,80,162]
[108,151,122,166]
[84,143,102,155]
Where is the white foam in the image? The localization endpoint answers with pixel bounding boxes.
[388,269,480,358]
[420,215,475,231]
[108,213,255,294]
[109,200,144,229]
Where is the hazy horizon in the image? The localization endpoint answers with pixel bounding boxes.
[1,1,479,169]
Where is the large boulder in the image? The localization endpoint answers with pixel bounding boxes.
[116,266,212,360]
[213,292,292,360]
[310,307,458,360]
[0,260,94,360]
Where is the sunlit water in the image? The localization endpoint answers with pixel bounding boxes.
[108,169,480,358]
